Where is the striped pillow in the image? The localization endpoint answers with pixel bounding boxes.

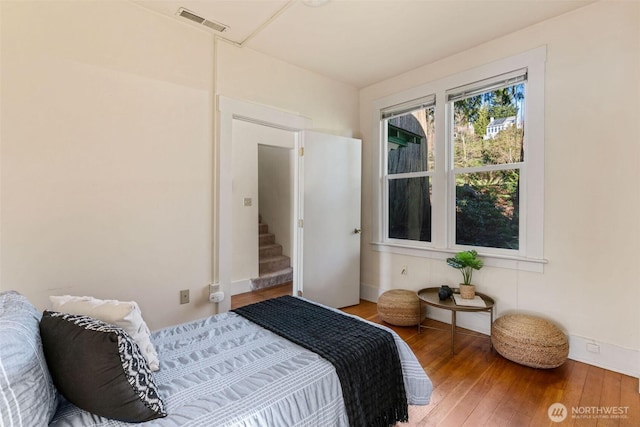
[0,291,58,426]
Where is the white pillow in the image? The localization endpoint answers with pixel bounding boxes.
[49,295,160,371]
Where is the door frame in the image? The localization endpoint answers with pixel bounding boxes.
[216,96,311,312]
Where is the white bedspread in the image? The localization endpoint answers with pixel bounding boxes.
[50,308,432,426]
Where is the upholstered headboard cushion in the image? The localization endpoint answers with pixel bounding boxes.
[0,291,58,426]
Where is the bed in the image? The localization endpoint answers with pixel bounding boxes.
[0,291,432,427]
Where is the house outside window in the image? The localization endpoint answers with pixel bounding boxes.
[484,116,517,140]
[372,48,546,271]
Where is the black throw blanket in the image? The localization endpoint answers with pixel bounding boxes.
[232,296,408,427]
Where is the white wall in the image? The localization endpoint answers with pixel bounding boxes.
[0,1,360,329]
[360,1,640,377]
[215,40,360,138]
[0,1,216,330]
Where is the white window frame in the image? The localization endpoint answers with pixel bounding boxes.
[371,47,547,272]
[381,95,436,248]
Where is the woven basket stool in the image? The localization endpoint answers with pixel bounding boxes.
[492,314,569,369]
[377,289,424,326]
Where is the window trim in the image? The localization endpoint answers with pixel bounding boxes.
[371,47,547,272]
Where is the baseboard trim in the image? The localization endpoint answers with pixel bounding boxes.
[230,279,252,296]
[568,335,639,379]
[360,282,640,380]
[360,281,380,303]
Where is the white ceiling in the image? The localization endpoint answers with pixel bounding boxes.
[135,0,593,88]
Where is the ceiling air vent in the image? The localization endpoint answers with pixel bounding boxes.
[177,7,228,33]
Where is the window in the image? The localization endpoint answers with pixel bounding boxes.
[373,48,545,271]
[382,97,435,243]
[448,70,526,250]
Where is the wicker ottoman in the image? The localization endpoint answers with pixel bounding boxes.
[377,289,424,326]
[492,314,569,369]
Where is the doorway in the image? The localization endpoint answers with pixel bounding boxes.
[216,96,361,313]
[230,119,297,297]
[216,97,310,313]
[254,144,295,290]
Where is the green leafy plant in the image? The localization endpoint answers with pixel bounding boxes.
[446,250,484,285]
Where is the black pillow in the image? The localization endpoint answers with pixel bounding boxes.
[39,311,166,423]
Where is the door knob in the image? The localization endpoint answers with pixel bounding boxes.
[354,228,362,234]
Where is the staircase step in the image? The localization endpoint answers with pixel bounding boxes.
[259,255,290,275]
[259,243,283,258]
[259,223,268,234]
[259,233,275,246]
[251,267,293,291]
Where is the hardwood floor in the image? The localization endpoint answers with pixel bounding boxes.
[231,286,640,426]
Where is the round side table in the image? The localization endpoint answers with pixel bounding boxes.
[417,287,495,355]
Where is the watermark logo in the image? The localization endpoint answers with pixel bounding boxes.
[548,403,568,423]
[548,403,630,422]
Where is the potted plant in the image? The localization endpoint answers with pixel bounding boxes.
[446,250,483,299]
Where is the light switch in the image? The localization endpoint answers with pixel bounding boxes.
[180,289,190,304]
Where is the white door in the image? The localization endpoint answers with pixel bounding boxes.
[300,131,361,308]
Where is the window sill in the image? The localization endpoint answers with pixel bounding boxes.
[370,242,547,273]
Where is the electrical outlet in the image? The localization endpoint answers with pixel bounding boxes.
[586,342,600,353]
[180,289,190,304]
[209,284,220,293]
[401,265,408,275]
[243,197,252,207]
